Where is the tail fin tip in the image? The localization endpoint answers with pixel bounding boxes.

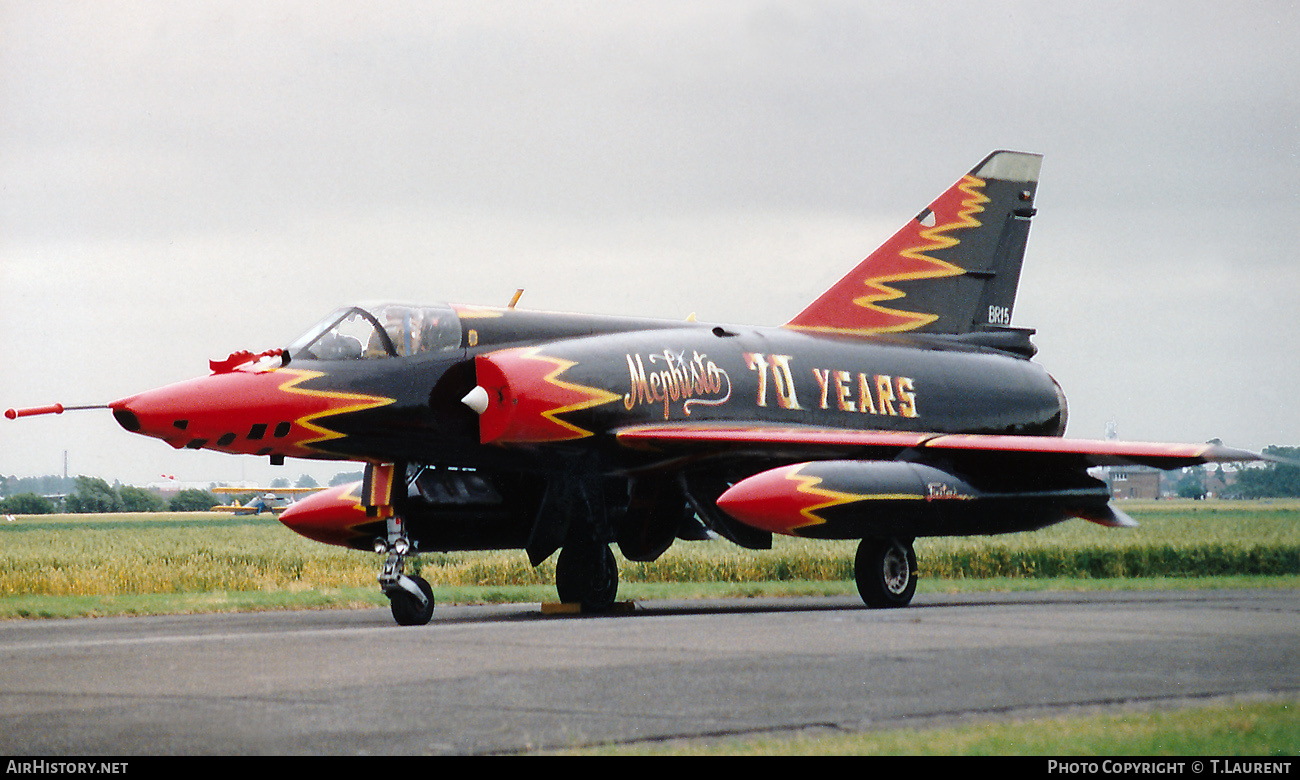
[973,150,1044,183]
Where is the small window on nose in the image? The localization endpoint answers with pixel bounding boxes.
[274,422,291,438]
[248,423,267,440]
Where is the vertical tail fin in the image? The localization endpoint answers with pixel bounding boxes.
[785,150,1043,337]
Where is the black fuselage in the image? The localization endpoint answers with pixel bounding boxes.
[298,308,1067,472]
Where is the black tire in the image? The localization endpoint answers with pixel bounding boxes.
[555,542,618,612]
[854,537,917,609]
[389,575,435,626]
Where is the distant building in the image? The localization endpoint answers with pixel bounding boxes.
[1104,463,1241,500]
[1098,423,1247,500]
[1108,466,1162,500]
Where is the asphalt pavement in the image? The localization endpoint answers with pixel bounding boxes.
[0,589,1296,755]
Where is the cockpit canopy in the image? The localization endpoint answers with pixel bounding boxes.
[288,303,462,361]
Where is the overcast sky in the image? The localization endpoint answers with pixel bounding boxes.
[2,1,1297,487]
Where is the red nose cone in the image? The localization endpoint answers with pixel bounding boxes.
[109,367,392,459]
[110,370,302,454]
[277,482,373,548]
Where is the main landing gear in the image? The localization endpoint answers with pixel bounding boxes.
[854,537,917,609]
[554,539,618,613]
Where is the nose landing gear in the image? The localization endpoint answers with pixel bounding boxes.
[367,462,436,626]
[374,518,435,626]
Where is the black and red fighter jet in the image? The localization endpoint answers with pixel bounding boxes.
[7,151,1267,625]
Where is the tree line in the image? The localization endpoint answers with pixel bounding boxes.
[1221,446,1300,499]
[1,470,365,515]
[0,476,216,514]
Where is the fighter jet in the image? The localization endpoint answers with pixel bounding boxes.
[8,151,1265,625]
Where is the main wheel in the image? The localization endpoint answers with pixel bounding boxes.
[388,574,435,626]
[555,542,618,612]
[854,537,917,609]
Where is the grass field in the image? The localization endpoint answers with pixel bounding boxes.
[0,499,1296,617]
[570,699,1299,756]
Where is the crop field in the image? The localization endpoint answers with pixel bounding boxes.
[1,500,1296,611]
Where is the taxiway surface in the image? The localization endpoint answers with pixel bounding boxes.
[1,589,1297,754]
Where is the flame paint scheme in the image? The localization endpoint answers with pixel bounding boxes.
[8,151,1268,622]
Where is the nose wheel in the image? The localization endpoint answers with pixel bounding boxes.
[378,539,435,626]
[386,570,434,626]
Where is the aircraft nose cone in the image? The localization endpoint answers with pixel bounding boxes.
[108,383,204,449]
[109,367,393,458]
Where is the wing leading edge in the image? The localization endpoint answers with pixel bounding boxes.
[615,422,1263,470]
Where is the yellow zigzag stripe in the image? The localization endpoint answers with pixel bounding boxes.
[521,348,622,440]
[276,369,396,451]
[785,464,924,526]
[850,174,989,331]
[784,465,868,527]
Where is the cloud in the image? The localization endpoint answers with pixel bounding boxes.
[3,1,1298,485]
